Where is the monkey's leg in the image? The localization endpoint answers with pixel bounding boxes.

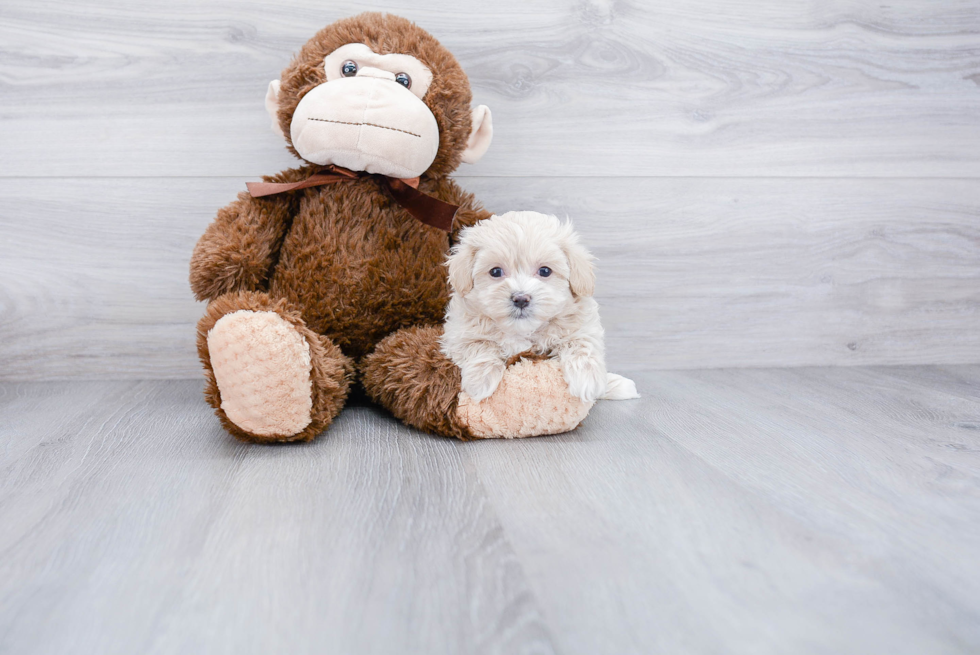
[361,326,592,440]
[197,291,354,443]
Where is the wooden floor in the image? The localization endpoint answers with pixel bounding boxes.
[2,366,978,654]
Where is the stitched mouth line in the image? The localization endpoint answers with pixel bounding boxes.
[308,118,421,138]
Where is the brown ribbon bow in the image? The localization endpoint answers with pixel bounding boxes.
[245,165,459,233]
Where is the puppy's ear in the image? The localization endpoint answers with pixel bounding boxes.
[446,242,477,295]
[561,226,596,298]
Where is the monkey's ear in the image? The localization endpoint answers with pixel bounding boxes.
[446,242,477,295]
[265,80,285,138]
[460,105,493,164]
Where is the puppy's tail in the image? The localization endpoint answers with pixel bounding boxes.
[601,373,640,400]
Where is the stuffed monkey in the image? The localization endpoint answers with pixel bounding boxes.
[190,13,591,442]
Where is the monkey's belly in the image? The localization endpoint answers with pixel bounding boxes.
[268,226,450,359]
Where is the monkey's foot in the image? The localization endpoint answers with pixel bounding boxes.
[197,291,353,443]
[208,310,314,439]
[456,357,592,439]
[362,326,592,439]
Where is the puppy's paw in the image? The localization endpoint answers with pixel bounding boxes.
[561,356,607,403]
[460,360,506,403]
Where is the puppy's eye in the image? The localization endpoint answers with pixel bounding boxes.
[341,60,358,77]
[394,72,412,88]
[538,266,552,277]
[489,267,503,278]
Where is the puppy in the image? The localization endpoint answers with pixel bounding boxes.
[441,211,639,403]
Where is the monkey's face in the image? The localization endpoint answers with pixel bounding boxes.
[266,15,493,179]
[288,44,439,178]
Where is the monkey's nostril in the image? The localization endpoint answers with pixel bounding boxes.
[512,294,531,309]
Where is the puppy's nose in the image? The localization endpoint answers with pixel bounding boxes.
[511,293,531,309]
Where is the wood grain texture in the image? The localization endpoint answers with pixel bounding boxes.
[1,368,979,653]
[1,176,977,380]
[1,0,979,177]
[466,365,980,654]
[0,381,556,655]
[1,1,978,376]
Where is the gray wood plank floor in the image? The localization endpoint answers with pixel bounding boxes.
[2,366,979,654]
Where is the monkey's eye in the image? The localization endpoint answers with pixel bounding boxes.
[538,266,552,277]
[394,72,412,88]
[341,60,358,77]
[489,267,503,278]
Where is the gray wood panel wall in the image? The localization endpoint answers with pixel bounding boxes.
[1,0,979,380]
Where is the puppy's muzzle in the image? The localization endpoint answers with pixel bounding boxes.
[511,293,531,309]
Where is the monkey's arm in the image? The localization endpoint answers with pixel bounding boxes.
[189,176,303,302]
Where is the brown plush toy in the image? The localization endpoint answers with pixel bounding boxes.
[190,13,590,442]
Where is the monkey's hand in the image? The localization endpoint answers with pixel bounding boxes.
[189,190,295,302]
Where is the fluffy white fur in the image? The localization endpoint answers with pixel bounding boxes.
[441,211,639,403]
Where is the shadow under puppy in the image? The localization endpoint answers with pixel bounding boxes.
[441,211,639,405]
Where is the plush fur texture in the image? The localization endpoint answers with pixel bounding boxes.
[442,211,637,404]
[456,355,592,439]
[361,329,596,440]
[361,325,474,440]
[191,172,489,359]
[274,13,475,180]
[208,310,315,437]
[191,13,592,441]
[195,291,354,443]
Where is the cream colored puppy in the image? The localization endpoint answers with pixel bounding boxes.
[441,211,639,403]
